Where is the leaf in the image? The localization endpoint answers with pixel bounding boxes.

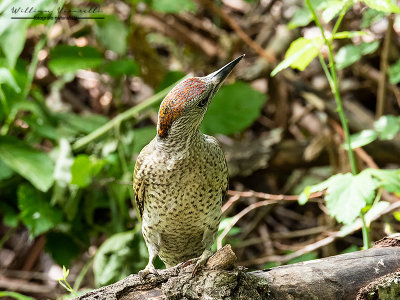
[70,155,106,187]
[45,232,80,266]
[0,158,14,181]
[132,127,156,154]
[51,139,73,188]
[374,115,400,140]
[0,291,35,300]
[0,0,54,67]
[57,112,108,134]
[156,71,185,93]
[152,0,197,13]
[271,37,322,76]
[347,129,378,149]
[48,45,103,75]
[288,7,312,29]
[361,8,387,28]
[324,172,378,224]
[1,202,19,227]
[0,136,54,192]
[93,231,148,287]
[361,0,400,13]
[103,59,140,77]
[368,169,400,193]
[201,82,267,135]
[17,184,62,237]
[0,19,29,68]
[94,15,128,55]
[389,59,400,84]
[287,251,318,264]
[322,0,345,22]
[336,41,379,69]
[0,67,21,92]
[394,211,400,222]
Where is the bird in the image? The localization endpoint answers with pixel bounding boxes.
[133,55,244,279]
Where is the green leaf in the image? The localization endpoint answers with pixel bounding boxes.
[361,0,400,13]
[201,82,267,135]
[93,231,148,287]
[103,59,140,77]
[0,19,29,68]
[287,251,318,264]
[94,15,128,55]
[374,115,400,140]
[48,45,103,75]
[156,71,185,93]
[152,0,197,13]
[394,211,400,222]
[361,8,387,28]
[0,67,21,92]
[0,0,55,67]
[347,129,378,149]
[389,59,400,84]
[368,169,400,193]
[57,112,109,134]
[0,136,54,192]
[322,0,345,22]
[324,172,378,224]
[271,37,322,76]
[17,184,62,237]
[1,202,19,227]
[0,158,14,181]
[51,138,73,187]
[0,291,35,300]
[132,127,156,154]
[288,7,312,29]
[336,41,379,69]
[45,232,80,266]
[70,155,105,187]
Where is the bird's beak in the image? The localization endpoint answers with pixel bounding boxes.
[207,54,245,86]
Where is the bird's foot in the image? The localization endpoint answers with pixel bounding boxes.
[139,264,159,281]
[191,249,213,277]
[179,258,197,270]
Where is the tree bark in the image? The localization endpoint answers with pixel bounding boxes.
[76,244,400,300]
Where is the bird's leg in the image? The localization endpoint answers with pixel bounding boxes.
[139,245,159,281]
[191,248,213,276]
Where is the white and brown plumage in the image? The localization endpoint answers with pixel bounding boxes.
[133,56,243,278]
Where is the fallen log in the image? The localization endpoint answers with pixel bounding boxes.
[76,242,400,300]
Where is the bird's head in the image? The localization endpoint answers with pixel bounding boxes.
[157,55,244,140]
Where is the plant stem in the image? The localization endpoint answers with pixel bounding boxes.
[72,75,190,151]
[306,0,357,174]
[360,212,370,249]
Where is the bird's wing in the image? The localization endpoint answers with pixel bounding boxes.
[133,141,154,220]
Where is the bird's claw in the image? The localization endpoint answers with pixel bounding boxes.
[139,265,159,282]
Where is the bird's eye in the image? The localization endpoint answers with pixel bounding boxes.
[198,96,209,108]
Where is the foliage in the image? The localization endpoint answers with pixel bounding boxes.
[347,115,400,149]
[93,230,149,287]
[300,169,400,224]
[57,266,78,296]
[272,0,400,249]
[0,0,269,289]
[0,291,35,300]
[202,82,268,135]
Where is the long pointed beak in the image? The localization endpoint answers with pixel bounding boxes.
[208,54,245,85]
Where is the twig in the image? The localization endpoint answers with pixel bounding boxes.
[226,190,324,201]
[240,200,400,266]
[329,119,379,169]
[217,200,279,250]
[201,0,276,63]
[72,75,190,151]
[376,14,394,118]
